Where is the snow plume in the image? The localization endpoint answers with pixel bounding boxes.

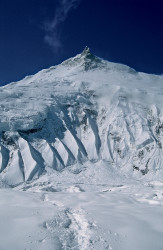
[44,0,81,51]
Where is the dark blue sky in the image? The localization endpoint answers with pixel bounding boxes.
[0,0,163,85]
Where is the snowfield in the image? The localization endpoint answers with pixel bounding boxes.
[0,47,163,249]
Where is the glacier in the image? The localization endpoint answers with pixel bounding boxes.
[1,47,163,250]
[1,47,163,185]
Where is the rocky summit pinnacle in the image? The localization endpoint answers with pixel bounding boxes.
[81,46,91,55]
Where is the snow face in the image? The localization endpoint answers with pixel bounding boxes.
[1,48,163,249]
[0,48,163,184]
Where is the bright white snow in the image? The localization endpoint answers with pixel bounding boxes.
[0,47,163,249]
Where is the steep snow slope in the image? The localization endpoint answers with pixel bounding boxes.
[0,47,163,186]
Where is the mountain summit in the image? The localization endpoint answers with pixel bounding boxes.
[0,49,163,186]
[81,46,91,55]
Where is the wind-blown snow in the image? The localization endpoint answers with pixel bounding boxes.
[0,47,163,249]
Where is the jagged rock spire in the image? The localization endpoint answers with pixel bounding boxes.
[81,46,91,56]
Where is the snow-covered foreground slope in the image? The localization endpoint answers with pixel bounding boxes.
[1,47,163,249]
[1,181,163,250]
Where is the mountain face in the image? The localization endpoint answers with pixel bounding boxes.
[0,47,163,186]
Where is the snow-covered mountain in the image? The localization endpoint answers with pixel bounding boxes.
[1,47,163,186]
